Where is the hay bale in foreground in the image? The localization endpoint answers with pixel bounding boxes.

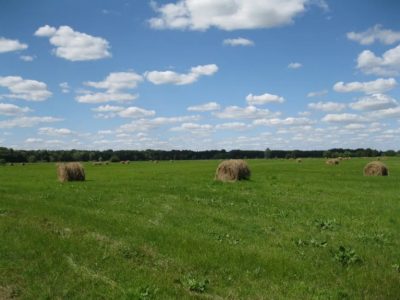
[57,162,85,182]
[363,161,388,176]
[215,159,251,182]
[326,159,339,165]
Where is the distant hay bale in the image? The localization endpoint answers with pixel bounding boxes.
[326,159,339,165]
[363,161,388,176]
[57,162,85,182]
[93,162,102,166]
[338,157,343,161]
[215,159,251,182]
[297,158,302,163]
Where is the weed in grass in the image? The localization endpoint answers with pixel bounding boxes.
[357,232,389,246]
[124,286,159,300]
[333,246,362,267]
[182,274,209,293]
[294,238,327,248]
[314,218,338,230]
[392,264,400,273]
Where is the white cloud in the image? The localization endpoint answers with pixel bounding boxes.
[34,25,111,61]
[59,82,70,93]
[322,113,368,124]
[356,44,400,76]
[84,72,143,91]
[349,94,398,111]
[307,90,328,97]
[246,93,285,105]
[288,62,302,69]
[171,122,214,134]
[333,78,397,94]
[118,115,200,132]
[76,92,138,104]
[0,116,62,128]
[76,71,142,103]
[149,0,309,31]
[215,122,250,130]
[26,138,44,143]
[254,117,314,126]
[92,105,124,112]
[187,102,220,112]
[118,106,156,118]
[38,127,73,136]
[347,25,400,45]
[20,55,35,62]
[214,105,277,119]
[0,103,32,116]
[0,76,52,101]
[0,37,28,53]
[223,37,254,46]
[308,101,346,112]
[145,64,218,85]
[367,106,400,119]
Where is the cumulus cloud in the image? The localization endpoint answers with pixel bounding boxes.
[356,44,400,76]
[187,102,220,111]
[76,71,142,103]
[0,37,28,53]
[20,55,35,62]
[0,76,52,101]
[118,106,156,118]
[149,0,309,31]
[92,105,125,112]
[214,105,278,119]
[118,115,200,132]
[307,90,328,97]
[223,37,254,46]
[308,101,346,112]
[34,25,111,61]
[171,122,214,134]
[38,127,73,136]
[0,116,62,128]
[349,94,398,111]
[254,117,314,126]
[0,103,32,116]
[145,64,218,85]
[59,82,70,93]
[288,62,302,69]
[347,25,400,45]
[322,113,368,124]
[215,122,250,130]
[367,106,400,119]
[246,93,285,105]
[333,78,397,94]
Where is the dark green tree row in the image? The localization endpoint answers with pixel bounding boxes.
[0,147,397,163]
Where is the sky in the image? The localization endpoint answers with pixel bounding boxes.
[1,0,400,151]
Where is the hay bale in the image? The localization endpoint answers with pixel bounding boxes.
[215,159,251,182]
[326,159,339,165]
[363,161,388,176]
[296,158,302,163]
[57,162,85,182]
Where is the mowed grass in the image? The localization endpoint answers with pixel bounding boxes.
[1,158,399,299]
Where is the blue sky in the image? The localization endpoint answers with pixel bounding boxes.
[1,0,400,150]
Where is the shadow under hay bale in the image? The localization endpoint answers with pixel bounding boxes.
[57,162,85,182]
[326,159,339,165]
[363,161,388,176]
[215,159,251,182]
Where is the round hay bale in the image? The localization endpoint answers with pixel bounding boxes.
[57,162,85,182]
[363,161,388,176]
[326,159,339,165]
[296,158,302,163]
[215,159,251,182]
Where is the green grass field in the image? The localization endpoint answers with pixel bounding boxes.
[1,158,399,299]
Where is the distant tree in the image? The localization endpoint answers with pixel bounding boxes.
[110,155,120,162]
[264,148,272,159]
[27,155,37,163]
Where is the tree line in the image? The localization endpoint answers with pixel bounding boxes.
[0,147,398,163]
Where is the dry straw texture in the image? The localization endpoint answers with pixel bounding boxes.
[215,159,251,182]
[363,161,388,176]
[326,159,339,165]
[57,162,85,182]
